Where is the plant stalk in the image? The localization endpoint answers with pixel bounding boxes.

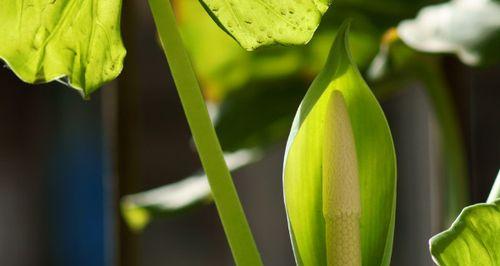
[146,0,262,265]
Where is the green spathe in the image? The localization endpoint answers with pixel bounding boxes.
[283,22,397,266]
[0,0,126,97]
[199,0,332,51]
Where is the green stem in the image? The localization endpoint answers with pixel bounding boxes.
[146,0,262,265]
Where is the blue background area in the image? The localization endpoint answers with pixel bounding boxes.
[46,88,108,266]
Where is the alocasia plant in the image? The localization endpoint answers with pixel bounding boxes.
[0,0,333,265]
[7,0,499,264]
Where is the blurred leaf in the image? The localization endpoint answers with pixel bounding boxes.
[398,0,500,66]
[215,78,307,152]
[367,28,399,80]
[176,0,379,101]
[430,199,500,265]
[0,0,126,97]
[283,23,396,266]
[121,149,262,232]
[369,41,470,224]
[198,0,331,50]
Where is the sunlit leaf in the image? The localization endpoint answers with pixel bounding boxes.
[0,0,126,96]
[398,0,500,66]
[283,22,396,265]
[430,199,500,265]
[198,0,332,50]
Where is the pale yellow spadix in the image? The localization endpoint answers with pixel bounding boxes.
[322,90,361,266]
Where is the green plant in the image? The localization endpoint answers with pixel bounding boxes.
[2,0,500,265]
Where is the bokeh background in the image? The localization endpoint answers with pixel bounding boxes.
[1,0,499,265]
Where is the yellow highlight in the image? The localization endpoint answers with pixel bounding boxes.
[122,204,151,233]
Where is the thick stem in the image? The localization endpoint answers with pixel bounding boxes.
[146,0,262,265]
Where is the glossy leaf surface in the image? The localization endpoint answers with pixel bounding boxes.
[398,0,500,66]
[198,0,332,50]
[430,200,500,266]
[283,23,396,266]
[0,0,126,96]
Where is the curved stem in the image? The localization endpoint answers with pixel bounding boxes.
[146,0,263,265]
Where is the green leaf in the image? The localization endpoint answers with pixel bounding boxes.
[121,149,262,231]
[176,0,380,102]
[0,0,126,96]
[198,0,332,50]
[397,0,500,66]
[283,22,396,265]
[430,199,500,265]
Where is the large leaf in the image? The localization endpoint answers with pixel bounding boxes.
[0,0,126,96]
[397,0,500,66]
[215,78,307,152]
[283,23,397,265]
[198,0,332,50]
[430,199,500,265]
